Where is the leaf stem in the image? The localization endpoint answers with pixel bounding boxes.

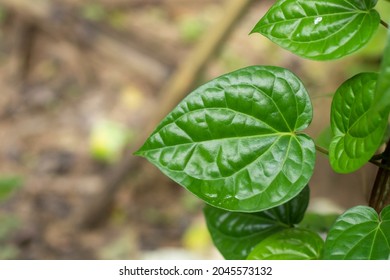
[370,154,383,161]
[368,160,390,171]
[369,139,390,213]
[314,145,390,170]
[315,145,329,156]
[381,19,389,30]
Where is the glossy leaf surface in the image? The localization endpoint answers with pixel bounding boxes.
[251,0,380,60]
[204,186,309,259]
[136,66,315,212]
[247,228,324,260]
[323,205,390,259]
[329,73,387,173]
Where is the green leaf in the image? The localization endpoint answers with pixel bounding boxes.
[323,205,390,260]
[373,28,390,116]
[264,184,310,225]
[300,212,340,233]
[247,228,324,260]
[136,66,315,212]
[251,0,380,60]
[204,186,310,260]
[329,73,387,173]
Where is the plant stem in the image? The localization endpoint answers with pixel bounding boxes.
[381,19,389,29]
[315,145,329,156]
[369,140,390,213]
[370,154,383,161]
[369,160,390,171]
[314,145,390,170]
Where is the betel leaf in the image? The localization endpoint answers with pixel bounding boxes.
[323,205,390,259]
[247,228,324,260]
[135,66,315,212]
[264,183,310,225]
[251,0,380,60]
[329,73,387,173]
[204,186,309,260]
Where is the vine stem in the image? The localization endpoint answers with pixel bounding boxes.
[315,145,329,156]
[316,140,390,211]
[369,139,390,213]
[314,145,390,171]
[381,19,389,30]
[369,160,390,171]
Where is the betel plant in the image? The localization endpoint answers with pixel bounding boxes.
[135,0,390,259]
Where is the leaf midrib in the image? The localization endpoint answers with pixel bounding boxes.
[150,105,284,147]
[258,10,369,30]
[341,105,384,138]
[146,135,300,185]
[139,132,292,154]
[262,13,365,46]
[152,77,302,141]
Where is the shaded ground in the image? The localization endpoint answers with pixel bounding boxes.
[0,0,386,259]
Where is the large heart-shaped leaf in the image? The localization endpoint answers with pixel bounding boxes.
[247,228,324,260]
[204,186,309,259]
[329,73,387,173]
[323,205,390,259]
[136,66,315,212]
[251,0,380,60]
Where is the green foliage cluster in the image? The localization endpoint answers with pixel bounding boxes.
[0,176,22,259]
[136,0,390,259]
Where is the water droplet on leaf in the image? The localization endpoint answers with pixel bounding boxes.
[314,17,323,25]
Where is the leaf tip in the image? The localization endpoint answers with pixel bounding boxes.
[133,148,144,157]
[249,21,262,35]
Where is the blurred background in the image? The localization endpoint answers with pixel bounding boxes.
[0,0,389,259]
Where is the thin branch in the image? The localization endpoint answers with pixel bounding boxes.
[369,139,390,212]
[315,145,329,156]
[314,145,390,170]
[369,159,390,171]
[381,19,389,29]
[371,154,384,161]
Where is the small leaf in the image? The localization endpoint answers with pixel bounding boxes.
[251,0,380,60]
[247,228,324,260]
[329,73,387,173]
[323,205,390,260]
[136,66,315,212]
[204,186,310,260]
